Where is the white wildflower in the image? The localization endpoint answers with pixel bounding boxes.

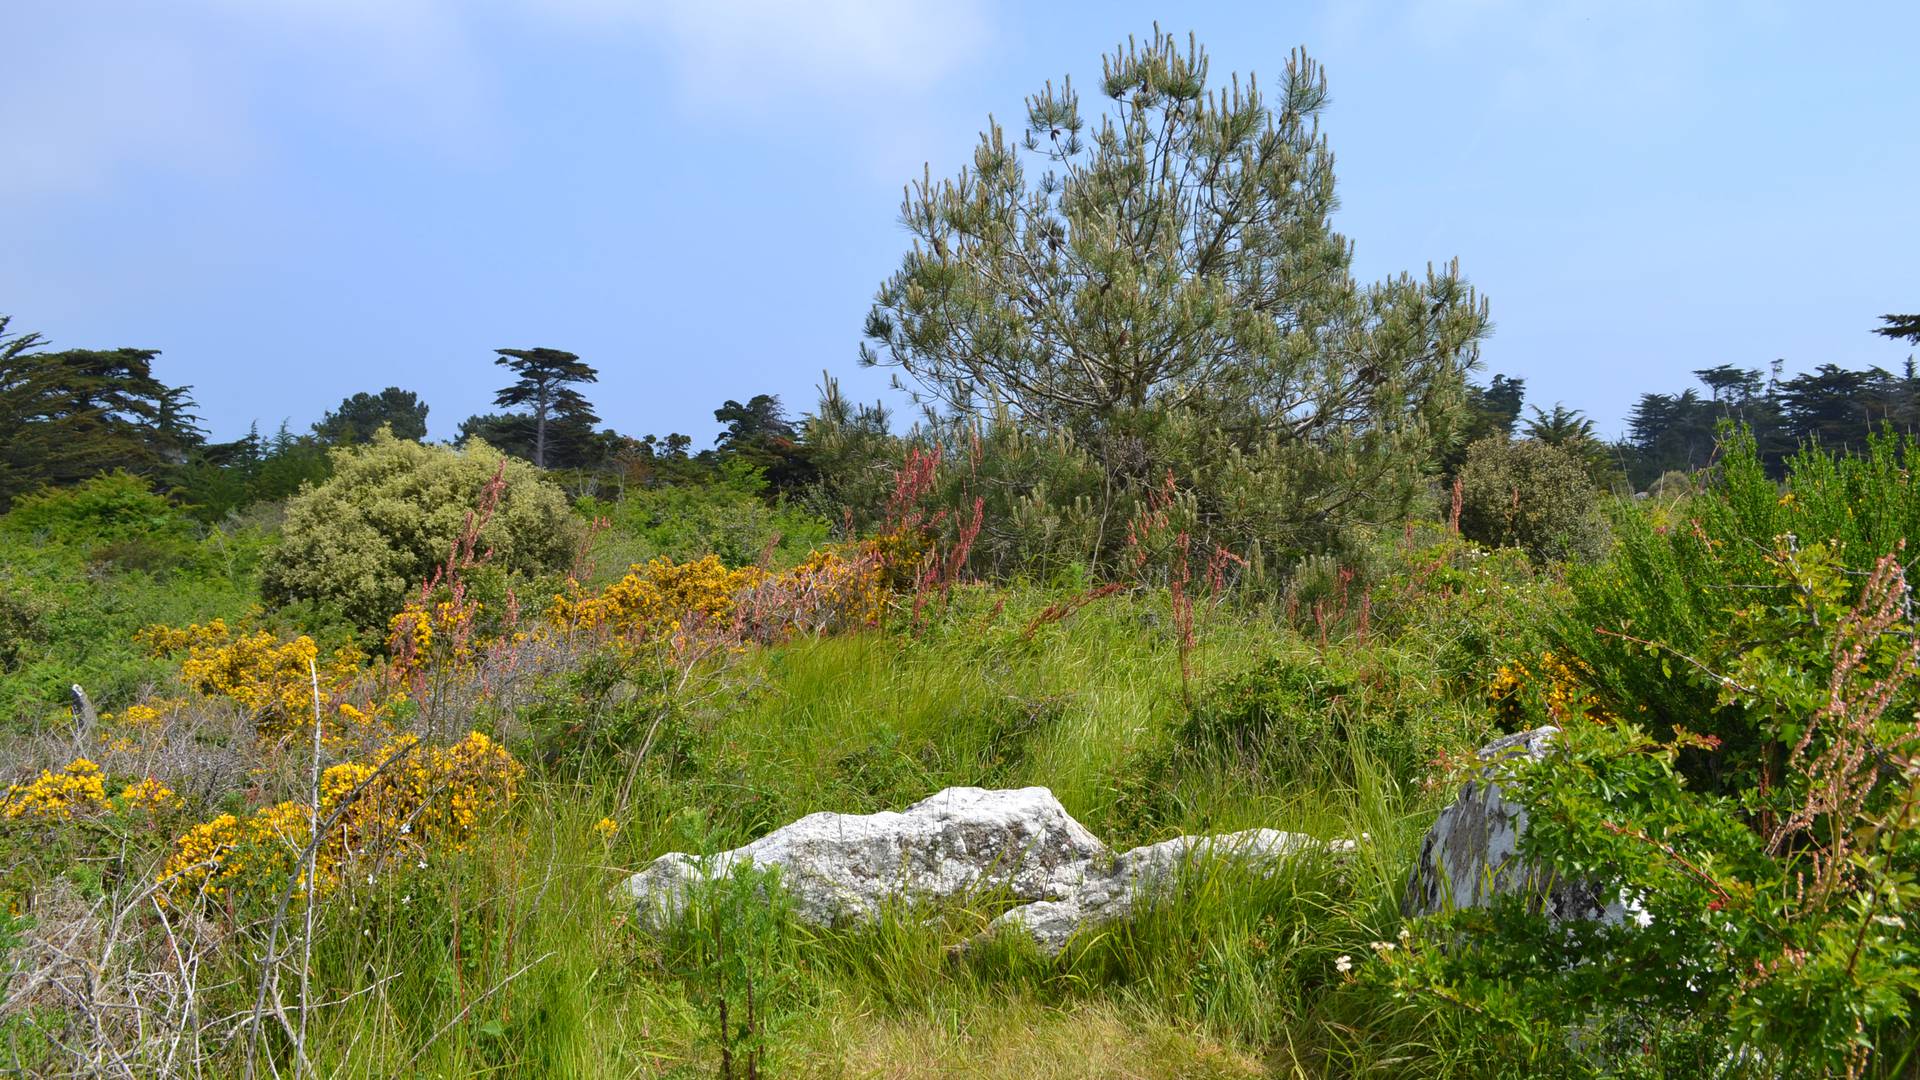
[1335,954,1353,974]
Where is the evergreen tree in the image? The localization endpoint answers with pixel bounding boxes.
[860,30,1488,559]
[490,347,599,468]
[1522,403,1595,446]
[313,387,429,444]
[1441,374,1525,475]
[1874,313,1920,345]
[714,394,815,494]
[0,316,204,508]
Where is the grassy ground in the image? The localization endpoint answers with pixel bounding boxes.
[240,589,1494,1077]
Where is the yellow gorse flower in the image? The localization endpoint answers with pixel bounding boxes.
[137,620,365,739]
[2,758,107,820]
[2,758,181,820]
[157,730,523,907]
[550,555,763,640]
[1489,650,1613,724]
[548,549,885,646]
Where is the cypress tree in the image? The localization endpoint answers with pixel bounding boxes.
[490,348,600,468]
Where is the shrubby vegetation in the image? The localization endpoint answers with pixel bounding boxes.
[261,433,582,627]
[2,28,1918,1080]
[1455,435,1610,563]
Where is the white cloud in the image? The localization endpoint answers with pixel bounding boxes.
[535,0,991,112]
[0,0,992,200]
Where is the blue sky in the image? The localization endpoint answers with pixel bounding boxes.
[4,1,1916,445]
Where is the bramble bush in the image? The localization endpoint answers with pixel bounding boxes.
[262,433,581,628]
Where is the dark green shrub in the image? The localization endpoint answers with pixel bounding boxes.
[1556,427,1920,783]
[262,433,582,628]
[1382,427,1920,1075]
[1456,437,1609,563]
[1,472,195,548]
[1180,645,1480,785]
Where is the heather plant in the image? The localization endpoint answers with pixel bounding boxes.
[262,432,581,627]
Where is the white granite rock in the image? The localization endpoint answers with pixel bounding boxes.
[624,786,1106,926]
[624,787,1349,952]
[987,827,1349,954]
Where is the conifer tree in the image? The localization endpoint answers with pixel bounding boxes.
[861,29,1488,558]
[490,347,599,468]
[1874,313,1920,345]
[313,387,429,444]
[0,316,204,508]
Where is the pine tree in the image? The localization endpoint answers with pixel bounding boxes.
[860,29,1488,558]
[1873,313,1920,345]
[490,348,599,468]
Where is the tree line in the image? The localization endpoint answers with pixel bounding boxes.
[0,321,816,517]
[1449,314,1920,493]
[2,24,1913,572]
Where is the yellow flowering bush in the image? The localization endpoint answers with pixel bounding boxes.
[117,777,184,814]
[2,758,107,820]
[549,555,764,642]
[158,731,523,907]
[1488,650,1614,725]
[137,619,366,739]
[385,597,485,674]
[549,549,886,649]
[1,759,181,820]
[737,546,886,640]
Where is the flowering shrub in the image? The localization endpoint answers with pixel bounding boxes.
[1,758,181,820]
[136,619,365,739]
[2,758,106,820]
[549,555,764,643]
[1487,650,1616,727]
[158,731,523,908]
[549,547,888,653]
[737,546,885,641]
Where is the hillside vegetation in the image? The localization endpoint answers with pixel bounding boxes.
[4,25,1920,1079]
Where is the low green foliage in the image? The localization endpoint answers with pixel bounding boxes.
[1383,429,1920,1077]
[0,478,270,726]
[582,462,830,579]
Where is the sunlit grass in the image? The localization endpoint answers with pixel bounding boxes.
[267,589,1478,1076]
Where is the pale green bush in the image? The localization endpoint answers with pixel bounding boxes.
[1456,437,1609,563]
[261,433,581,627]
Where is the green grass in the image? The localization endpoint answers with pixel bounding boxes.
[243,590,1485,1077]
